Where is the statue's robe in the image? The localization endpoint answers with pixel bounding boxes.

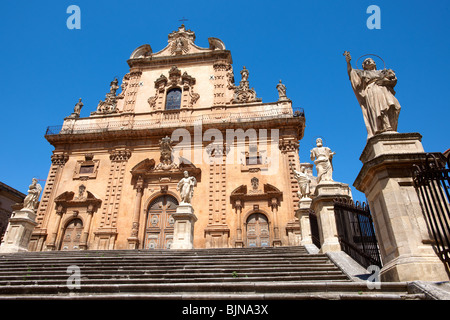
[349,68,401,138]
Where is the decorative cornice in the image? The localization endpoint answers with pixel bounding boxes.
[110,149,132,162]
[51,153,69,166]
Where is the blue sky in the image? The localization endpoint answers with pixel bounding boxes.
[0,1,449,202]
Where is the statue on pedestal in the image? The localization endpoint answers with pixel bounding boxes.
[177,171,197,204]
[344,51,401,138]
[290,163,311,199]
[310,138,335,183]
[23,178,42,211]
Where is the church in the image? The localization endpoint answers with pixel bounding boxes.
[29,25,310,251]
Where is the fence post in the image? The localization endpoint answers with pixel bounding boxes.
[310,181,352,253]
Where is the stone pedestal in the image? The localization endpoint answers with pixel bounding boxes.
[311,181,352,253]
[0,209,38,253]
[171,204,197,249]
[295,197,313,245]
[354,132,449,282]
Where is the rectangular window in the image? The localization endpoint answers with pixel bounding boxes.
[79,165,95,174]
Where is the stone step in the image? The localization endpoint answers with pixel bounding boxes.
[0,274,350,287]
[0,281,418,298]
[0,246,427,300]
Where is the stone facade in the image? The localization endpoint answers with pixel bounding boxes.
[30,25,307,251]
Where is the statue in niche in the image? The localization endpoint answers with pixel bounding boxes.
[156,136,178,170]
[344,51,401,138]
[23,178,42,211]
[310,138,335,183]
[290,163,311,199]
[177,171,197,204]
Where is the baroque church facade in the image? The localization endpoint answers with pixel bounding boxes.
[30,25,310,251]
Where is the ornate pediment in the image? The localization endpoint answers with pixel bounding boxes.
[131,158,201,181]
[128,25,229,67]
[230,182,282,209]
[54,188,102,209]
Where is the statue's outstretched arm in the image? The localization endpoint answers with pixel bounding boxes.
[344,51,352,78]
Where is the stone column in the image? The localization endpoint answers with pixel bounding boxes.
[271,198,282,246]
[295,197,313,245]
[171,204,197,249]
[127,176,144,249]
[79,205,95,250]
[354,132,450,282]
[45,205,64,251]
[234,200,244,248]
[0,208,38,253]
[310,181,352,253]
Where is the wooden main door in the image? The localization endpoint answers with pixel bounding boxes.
[246,213,270,247]
[144,195,178,249]
[60,218,83,251]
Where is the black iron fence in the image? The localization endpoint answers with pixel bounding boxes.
[334,198,382,269]
[413,153,450,271]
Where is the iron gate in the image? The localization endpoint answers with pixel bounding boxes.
[413,153,450,271]
[334,198,382,269]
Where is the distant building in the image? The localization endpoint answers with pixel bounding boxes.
[0,182,26,241]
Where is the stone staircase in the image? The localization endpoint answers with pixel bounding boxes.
[0,246,427,300]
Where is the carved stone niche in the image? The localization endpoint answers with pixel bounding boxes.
[147,66,200,111]
[73,154,100,180]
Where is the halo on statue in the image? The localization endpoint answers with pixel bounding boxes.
[355,54,386,70]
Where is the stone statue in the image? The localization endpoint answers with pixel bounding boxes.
[73,98,83,117]
[177,171,197,204]
[109,78,120,96]
[156,136,178,170]
[23,178,42,211]
[276,80,287,100]
[310,138,335,183]
[290,163,311,199]
[240,66,249,82]
[344,51,401,138]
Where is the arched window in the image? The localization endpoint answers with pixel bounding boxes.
[165,88,182,110]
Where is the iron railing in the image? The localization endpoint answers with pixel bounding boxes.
[413,153,450,271]
[334,198,382,269]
